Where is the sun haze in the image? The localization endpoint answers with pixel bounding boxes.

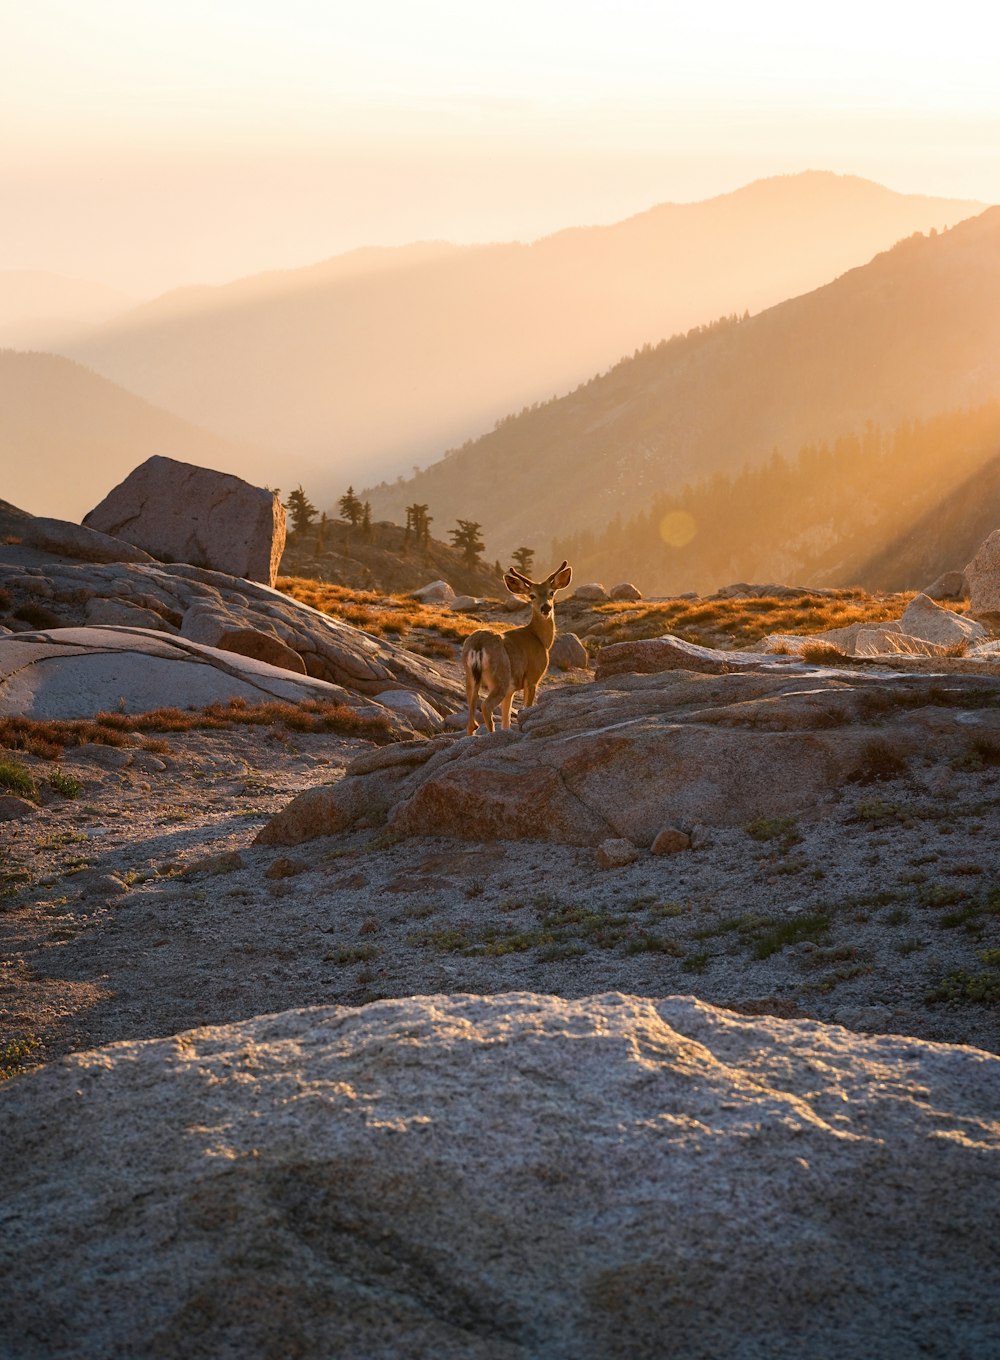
[3,1,998,293]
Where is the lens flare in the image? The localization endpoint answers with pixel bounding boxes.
[659,510,697,548]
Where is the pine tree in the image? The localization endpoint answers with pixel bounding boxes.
[362,501,373,539]
[338,486,363,527]
[449,519,485,566]
[285,486,317,535]
[511,546,535,578]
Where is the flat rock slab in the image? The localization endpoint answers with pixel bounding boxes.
[1,993,997,1360]
[0,627,400,725]
[260,665,1000,847]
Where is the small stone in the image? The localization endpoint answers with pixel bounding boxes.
[609,582,642,602]
[411,580,455,604]
[77,871,130,898]
[596,837,639,868]
[72,744,134,770]
[833,1005,892,1031]
[650,827,691,855]
[184,851,245,877]
[572,583,609,603]
[0,795,36,821]
[264,857,307,880]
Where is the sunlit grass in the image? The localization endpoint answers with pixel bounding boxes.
[586,589,914,650]
[277,575,485,642]
[0,696,395,759]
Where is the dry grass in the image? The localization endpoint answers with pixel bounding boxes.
[587,589,913,650]
[277,576,485,643]
[0,697,395,760]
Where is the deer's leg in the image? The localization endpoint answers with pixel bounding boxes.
[464,667,480,736]
[481,684,505,732]
[523,681,538,709]
[500,690,515,729]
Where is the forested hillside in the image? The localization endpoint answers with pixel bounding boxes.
[550,403,1000,594]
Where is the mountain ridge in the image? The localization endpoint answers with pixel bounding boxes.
[60,172,984,502]
[365,207,1000,562]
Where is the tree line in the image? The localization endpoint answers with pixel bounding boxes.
[276,485,536,574]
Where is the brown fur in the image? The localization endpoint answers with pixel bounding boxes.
[461,561,572,734]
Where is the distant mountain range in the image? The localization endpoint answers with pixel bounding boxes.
[0,271,133,350]
[367,207,1000,565]
[0,352,270,522]
[60,173,982,503]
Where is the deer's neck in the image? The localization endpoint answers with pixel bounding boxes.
[528,607,556,652]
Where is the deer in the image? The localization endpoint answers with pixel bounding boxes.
[461,560,573,735]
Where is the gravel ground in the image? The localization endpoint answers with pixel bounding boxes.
[2,718,999,1072]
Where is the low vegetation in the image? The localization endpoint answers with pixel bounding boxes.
[0,696,395,760]
[277,576,483,644]
[583,589,910,651]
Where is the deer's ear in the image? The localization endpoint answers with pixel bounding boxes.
[503,572,532,596]
[549,562,572,590]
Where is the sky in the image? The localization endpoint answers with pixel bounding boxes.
[3,0,1000,295]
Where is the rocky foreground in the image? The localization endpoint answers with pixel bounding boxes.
[2,993,997,1360]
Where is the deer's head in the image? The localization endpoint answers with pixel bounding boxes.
[503,561,573,618]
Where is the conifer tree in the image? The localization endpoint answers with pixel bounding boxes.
[449,519,485,565]
[285,486,317,535]
[511,546,535,578]
[338,486,363,527]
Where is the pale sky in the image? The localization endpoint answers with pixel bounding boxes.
[3,0,1000,294]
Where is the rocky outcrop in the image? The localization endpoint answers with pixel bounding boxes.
[966,527,1000,618]
[213,627,308,675]
[595,635,761,678]
[2,994,997,1360]
[0,555,462,716]
[84,456,286,586]
[258,663,1000,848]
[0,626,403,728]
[18,516,155,565]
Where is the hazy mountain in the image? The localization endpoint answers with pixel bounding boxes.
[62,174,982,502]
[367,207,1000,563]
[0,351,274,522]
[0,271,134,350]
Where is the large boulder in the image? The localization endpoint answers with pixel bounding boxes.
[965,528,1000,618]
[1,994,997,1359]
[898,592,986,648]
[83,456,286,586]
